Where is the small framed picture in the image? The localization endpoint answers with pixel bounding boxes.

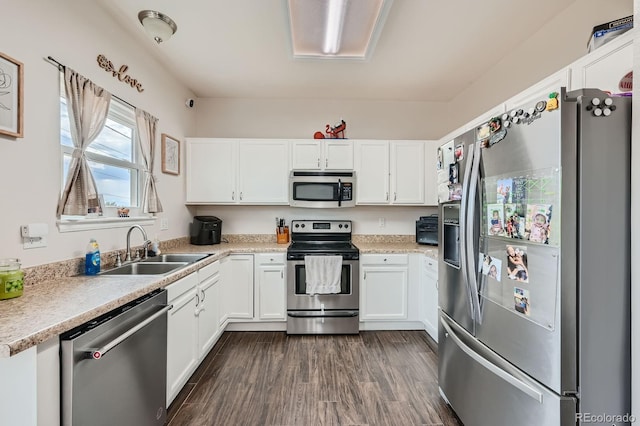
[161,133,180,175]
[0,52,24,138]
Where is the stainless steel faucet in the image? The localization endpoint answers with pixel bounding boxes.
[125,225,151,262]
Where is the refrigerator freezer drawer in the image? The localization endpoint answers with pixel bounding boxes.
[438,314,576,426]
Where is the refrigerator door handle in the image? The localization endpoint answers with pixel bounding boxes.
[459,143,476,320]
[440,317,543,404]
[466,141,483,324]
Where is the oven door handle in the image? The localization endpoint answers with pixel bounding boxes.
[337,179,343,207]
[85,304,173,360]
[288,310,358,318]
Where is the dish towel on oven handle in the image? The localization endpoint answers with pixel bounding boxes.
[304,255,342,295]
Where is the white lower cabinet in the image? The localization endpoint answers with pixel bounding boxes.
[255,253,286,321]
[360,254,409,321]
[0,346,37,426]
[166,261,221,406]
[220,254,254,323]
[166,273,199,405]
[196,262,222,358]
[421,256,439,342]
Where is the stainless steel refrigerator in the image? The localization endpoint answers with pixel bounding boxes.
[436,88,631,426]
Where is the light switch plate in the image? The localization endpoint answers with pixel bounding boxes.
[160,218,169,230]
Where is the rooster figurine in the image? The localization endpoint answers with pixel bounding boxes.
[325,120,347,139]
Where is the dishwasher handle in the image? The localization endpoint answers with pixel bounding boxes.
[86,304,173,360]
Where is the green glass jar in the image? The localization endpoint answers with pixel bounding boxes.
[0,258,24,300]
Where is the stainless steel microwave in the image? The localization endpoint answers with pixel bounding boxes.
[289,170,356,208]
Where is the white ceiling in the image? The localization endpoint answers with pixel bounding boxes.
[97,0,577,102]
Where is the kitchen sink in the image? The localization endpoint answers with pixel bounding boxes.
[99,262,188,276]
[141,253,212,264]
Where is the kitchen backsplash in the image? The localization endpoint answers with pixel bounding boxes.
[21,234,416,286]
[23,236,190,287]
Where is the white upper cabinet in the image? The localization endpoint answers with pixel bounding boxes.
[464,104,506,133]
[186,138,236,203]
[570,32,633,94]
[291,139,354,170]
[354,140,390,204]
[439,32,633,161]
[504,68,571,112]
[185,138,289,204]
[423,140,439,206]
[290,140,321,169]
[390,141,425,205]
[238,139,289,204]
[355,140,428,205]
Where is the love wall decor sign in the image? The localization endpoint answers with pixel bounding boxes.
[96,54,144,93]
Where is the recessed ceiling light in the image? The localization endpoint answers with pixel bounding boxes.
[288,0,393,59]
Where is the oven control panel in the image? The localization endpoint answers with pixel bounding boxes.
[291,220,351,233]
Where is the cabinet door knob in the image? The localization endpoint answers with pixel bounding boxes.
[317,158,320,168]
[394,192,397,201]
[232,191,235,201]
[386,192,389,201]
[325,158,328,168]
[201,288,206,302]
[195,292,200,307]
[281,270,284,279]
[240,192,243,200]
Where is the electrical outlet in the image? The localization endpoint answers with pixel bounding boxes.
[23,237,47,249]
[379,218,385,228]
[160,218,169,230]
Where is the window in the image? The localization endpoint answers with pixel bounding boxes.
[59,75,143,213]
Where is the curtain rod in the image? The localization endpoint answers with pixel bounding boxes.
[45,56,137,110]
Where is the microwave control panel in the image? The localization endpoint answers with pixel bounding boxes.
[341,182,353,200]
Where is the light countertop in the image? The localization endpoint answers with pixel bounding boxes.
[0,240,437,358]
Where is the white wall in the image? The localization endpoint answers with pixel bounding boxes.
[0,0,196,267]
[194,98,447,140]
[444,0,633,133]
[195,2,632,143]
[193,205,437,236]
[1,0,632,268]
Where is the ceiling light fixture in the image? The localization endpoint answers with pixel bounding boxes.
[138,10,178,44]
[288,0,393,59]
[323,0,348,55]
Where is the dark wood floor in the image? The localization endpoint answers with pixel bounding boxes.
[167,330,462,426]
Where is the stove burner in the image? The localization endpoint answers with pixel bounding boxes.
[287,220,359,260]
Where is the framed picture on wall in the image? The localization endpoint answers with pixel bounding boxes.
[0,52,24,138]
[161,133,180,175]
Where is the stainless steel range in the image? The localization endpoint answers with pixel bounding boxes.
[286,220,359,334]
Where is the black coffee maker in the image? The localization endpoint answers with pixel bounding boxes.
[190,216,222,245]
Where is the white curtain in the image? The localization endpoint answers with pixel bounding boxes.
[56,68,111,217]
[135,108,163,213]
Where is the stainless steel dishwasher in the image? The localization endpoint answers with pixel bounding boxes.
[60,288,172,426]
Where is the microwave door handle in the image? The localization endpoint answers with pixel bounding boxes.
[338,179,342,207]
